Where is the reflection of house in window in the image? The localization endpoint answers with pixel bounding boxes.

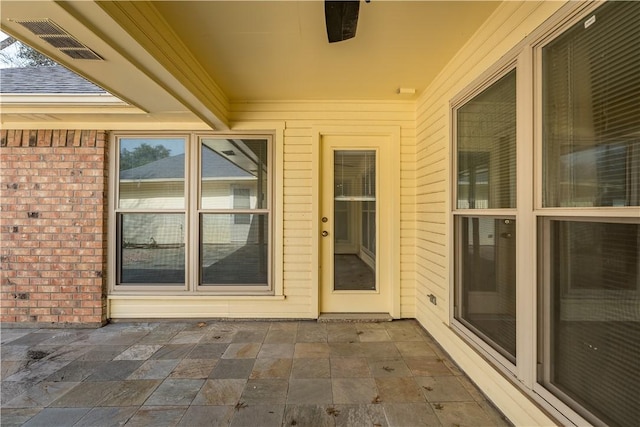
[557,142,639,207]
[118,144,260,285]
[233,188,251,225]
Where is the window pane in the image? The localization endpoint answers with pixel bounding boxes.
[362,201,376,255]
[456,217,516,361]
[119,138,185,209]
[457,70,516,209]
[544,220,640,426]
[233,188,251,225]
[118,213,185,284]
[201,139,268,210]
[200,213,268,285]
[333,150,377,292]
[334,150,376,199]
[542,2,640,207]
[335,200,349,242]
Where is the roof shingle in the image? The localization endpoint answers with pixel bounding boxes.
[0,65,106,94]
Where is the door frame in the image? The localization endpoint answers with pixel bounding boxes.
[311,125,401,318]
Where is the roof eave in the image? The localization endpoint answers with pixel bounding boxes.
[0,93,128,106]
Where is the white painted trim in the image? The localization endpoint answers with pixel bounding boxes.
[311,128,321,318]
[108,126,284,297]
[0,93,128,106]
[444,2,639,425]
[515,45,536,388]
[312,125,401,318]
[229,121,286,300]
[84,1,230,130]
[108,295,286,301]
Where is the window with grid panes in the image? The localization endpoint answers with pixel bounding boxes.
[114,135,272,293]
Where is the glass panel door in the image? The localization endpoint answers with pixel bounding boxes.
[333,150,376,291]
[320,133,392,314]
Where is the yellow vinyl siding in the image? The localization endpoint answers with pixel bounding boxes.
[232,100,416,318]
[415,0,564,324]
[414,1,566,426]
[113,101,414,319]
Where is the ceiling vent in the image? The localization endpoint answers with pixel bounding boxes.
[14,19,103,60]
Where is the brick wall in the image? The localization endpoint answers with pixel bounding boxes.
[0,129,108,327]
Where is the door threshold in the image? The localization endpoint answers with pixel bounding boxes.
[318,313,392,323]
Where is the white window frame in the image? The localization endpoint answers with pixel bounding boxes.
[532,3,640,425]
[109,132,274,295]
[451,60,520,376]
[450,2,638,426]
[196,135,272,293]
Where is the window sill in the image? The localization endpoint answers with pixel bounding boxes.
[108,294,285,301]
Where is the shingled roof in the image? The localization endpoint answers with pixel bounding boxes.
[120,149,254,181]
[0,65,106,94]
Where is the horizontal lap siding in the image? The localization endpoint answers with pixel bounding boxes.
[414,0,563,326]
[413,2,565,425]
[231,101,416,318]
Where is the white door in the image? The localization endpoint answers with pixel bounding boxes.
[320,134,392,314]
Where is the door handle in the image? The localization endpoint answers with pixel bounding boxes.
[322,231,329,237]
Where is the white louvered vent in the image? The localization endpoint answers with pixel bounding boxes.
[14,19,103,61]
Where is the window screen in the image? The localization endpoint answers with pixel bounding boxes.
[454,69,517,363]
[456,217,516,361]
[114,135,271,292]
[199,138,270,287]
[457,69,517,209]
[117,138,186,286]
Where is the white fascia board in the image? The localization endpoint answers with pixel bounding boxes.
[0,93,129,106]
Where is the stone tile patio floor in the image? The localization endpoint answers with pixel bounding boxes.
[1,320,511,426]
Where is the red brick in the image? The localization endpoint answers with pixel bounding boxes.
[0,299,17,308]
[2,129,107,326]
[59,315,82,323]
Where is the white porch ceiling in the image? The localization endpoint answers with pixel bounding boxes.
[0,1,501,129]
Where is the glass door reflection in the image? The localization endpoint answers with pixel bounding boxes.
[333,150,376,291]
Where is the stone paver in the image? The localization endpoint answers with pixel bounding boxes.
[0,320,510,426]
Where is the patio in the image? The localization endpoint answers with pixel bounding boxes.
[1,320,510,426]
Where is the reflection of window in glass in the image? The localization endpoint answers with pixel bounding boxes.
[456,217,516,361]
[361,201,376,256]
[199,138,270,288]
[541,220,639,427]
[457,70,517,210]
[552,221,639,292]
[118,138,185,209]
[335,199,350,242]
[233,188,250,225]
[200,139,267,210]
[118,213,185,284]
[542,1,640,208]
[114,135,271,292]
[458,152,490,209]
